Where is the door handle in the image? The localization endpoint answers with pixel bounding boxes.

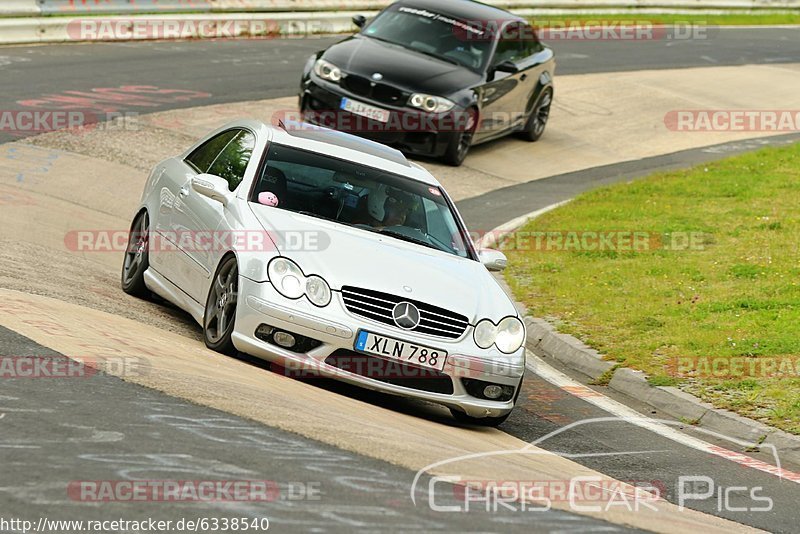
[520,73,528,81]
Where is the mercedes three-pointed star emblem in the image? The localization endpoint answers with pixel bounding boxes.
[392,302,420,330]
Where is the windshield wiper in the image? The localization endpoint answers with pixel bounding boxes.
[365,34,397,46]
[377,229,445,253]
[297,211,353,227]
[421,231,457,253]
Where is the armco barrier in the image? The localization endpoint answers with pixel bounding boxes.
[0,0,40,17]
[0,11,370,45]
[37,0,214,15]
[29,0,800,15]
[35,0,389,15]
[2,0,799,44]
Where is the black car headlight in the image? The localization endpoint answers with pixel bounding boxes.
[408,93,455,113]
[473,317,525,354]
[313,59,342,83]
[268,257,331,307]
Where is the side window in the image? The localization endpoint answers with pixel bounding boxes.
[520,24,544,57]
[208,130,256,191]
[185,130,239,173]
[492,23,525,65]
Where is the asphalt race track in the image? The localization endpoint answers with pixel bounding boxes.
[2,27,800,533]
[1,27,800,144]
[2,325,634,533]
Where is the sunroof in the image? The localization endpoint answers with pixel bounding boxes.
[278,120,410,167]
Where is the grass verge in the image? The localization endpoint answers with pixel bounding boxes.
[504,142,800,434]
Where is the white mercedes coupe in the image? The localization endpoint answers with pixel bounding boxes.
[121,119,525,425]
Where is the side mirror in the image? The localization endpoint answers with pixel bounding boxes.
[492,60,519,75]
[479,249,508,272]
[192,174,231,205]
[352,15,367,28]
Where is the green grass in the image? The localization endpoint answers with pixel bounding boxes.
[504,143,800,434]
[529,13,800,26]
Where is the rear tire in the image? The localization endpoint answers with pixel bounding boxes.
[520,88,552,142]
[203,255,239,355]
[121,211,150,298]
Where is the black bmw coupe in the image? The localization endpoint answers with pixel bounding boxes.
[299,0,556,166]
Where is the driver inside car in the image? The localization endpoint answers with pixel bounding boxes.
[365,184,415,229]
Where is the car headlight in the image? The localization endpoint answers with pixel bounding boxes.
[473,320,496,349]
[314,58,342,83]
[473,317,525,354]
[305,275,332,307]
[268,258,305,299]
[267,258,332,306]
[408,93,455,113]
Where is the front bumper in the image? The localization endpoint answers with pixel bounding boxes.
[299,78,461,159]
[232,276,525,419]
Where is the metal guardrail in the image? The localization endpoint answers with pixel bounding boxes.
[0,0,40,17]
[34,1,388,15]
[4,0,800,17]
[1,0,798,45]
[0,10,371,44]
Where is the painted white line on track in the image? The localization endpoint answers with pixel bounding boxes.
[478,200,571,250]
[525,351,800,484]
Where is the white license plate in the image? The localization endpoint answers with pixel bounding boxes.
[355,331,447,371]
[341,97,390,123]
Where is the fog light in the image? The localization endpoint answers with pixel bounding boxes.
[483,385,504,400]
[273,332,296,349]
[255,324,274,341]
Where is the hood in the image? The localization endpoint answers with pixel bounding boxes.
[250,204,516,323]
[322,35,482,97]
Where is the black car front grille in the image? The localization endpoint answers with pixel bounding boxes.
[341,75,406,105]
[341,286,469,340]
[325,350,454,394]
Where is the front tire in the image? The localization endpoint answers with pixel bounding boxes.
[520,88,552,142]
[121,211,150,298]
[442,108,477,167]
[204,255,239,355]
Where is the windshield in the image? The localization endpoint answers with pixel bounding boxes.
[251,143,472,258]
[362,5,492,71]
